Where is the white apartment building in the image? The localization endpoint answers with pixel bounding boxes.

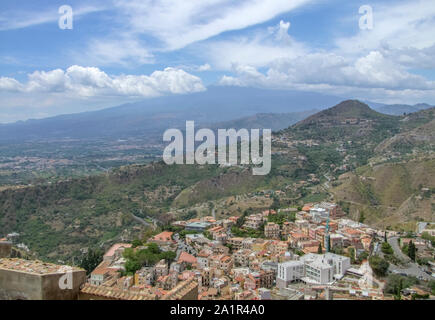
[300,253,351,284]
[309,207,328,223]
[276,261,305,288]
[276,253,351,287]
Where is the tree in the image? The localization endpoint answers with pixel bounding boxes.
[147,242,161,254]
[270,196,280,211]
[131,239,143,248]
[381,242,394,255]
[357,251,369,264]
[369,256,389,277]
[385,274,418,298]
[318,243,323,254]
[348,247,356,264]
[384,231,388,243]
[160,251,176,263]
[125,259,141,274]
[79,248,103,275]
[359,211,365,223]
[408,240,416,261]
[429,280,435,295]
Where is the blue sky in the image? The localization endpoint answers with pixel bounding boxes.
[1,0,435,122]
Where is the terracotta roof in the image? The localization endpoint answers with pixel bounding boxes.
[104,243,132,257]
[303,246,321,254]
[151,231,173,242]
[80,283,157,300]
[178,251,197,264]
[302,205,312,212]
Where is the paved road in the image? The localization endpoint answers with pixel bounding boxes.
[130,213,157,229]
[388,237,410,262]
[387,236,433,281]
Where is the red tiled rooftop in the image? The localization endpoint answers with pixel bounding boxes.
[151,231,173,242]
[178,251,197,264]
[104,243,132,257]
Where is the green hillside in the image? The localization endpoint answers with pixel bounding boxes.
[1,100,434,261]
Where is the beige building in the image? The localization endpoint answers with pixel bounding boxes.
[233,249,253,267]
[243,214,265,230]
[265,222,281,239]
[0,258,86,300]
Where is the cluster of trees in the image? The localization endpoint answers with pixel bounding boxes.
[381,242,394,255]
[421,232,435,246]
[79,248,104,275]
[123,243,176,274]
[369,256,389,277]
[267,211,296,225]
[231,225,264,238]
[179,209,198,221]
[385,274,419,299]
[402,240,416,261]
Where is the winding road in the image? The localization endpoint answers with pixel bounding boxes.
[387,236,433,281]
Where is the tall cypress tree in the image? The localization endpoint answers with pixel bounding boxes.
[408,240,416,261]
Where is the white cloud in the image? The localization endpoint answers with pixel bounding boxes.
[218,50,435,103]
[0,66,206,98]
[82,38,155,67]
[212,1,435,104]
[335,0,435,65]
[0,77,23,91]
[203,20,307,70]
[113,0,314,51]
[197,64,212,72]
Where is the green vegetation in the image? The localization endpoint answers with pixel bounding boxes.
[317,243,322,254]
[429,280,435,295]
[369,256,389,277]
[348,247,356,264]
[267,211,296,225]
[231,225,264,238]
[384,274,419,297]
[79,248,104,275]
[421,232,435,246]
[402,240,417,261]
[357,250,369,264]
[381,242,394,255]
[123,243,176,275]
[1,101,434,262]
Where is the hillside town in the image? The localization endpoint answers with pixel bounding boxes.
[1,201,434,300]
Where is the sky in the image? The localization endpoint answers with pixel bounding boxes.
[1,0,435,123]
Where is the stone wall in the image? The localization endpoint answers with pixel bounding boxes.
[41,271,87,300]
[0,242,12,258]
[0,269,43,300]
[0,269,86,300]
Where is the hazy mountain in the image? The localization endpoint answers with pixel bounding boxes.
[0,87,345,142]
[294,100,393,128]
[374,103,434,115]
[211,110,319,132]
